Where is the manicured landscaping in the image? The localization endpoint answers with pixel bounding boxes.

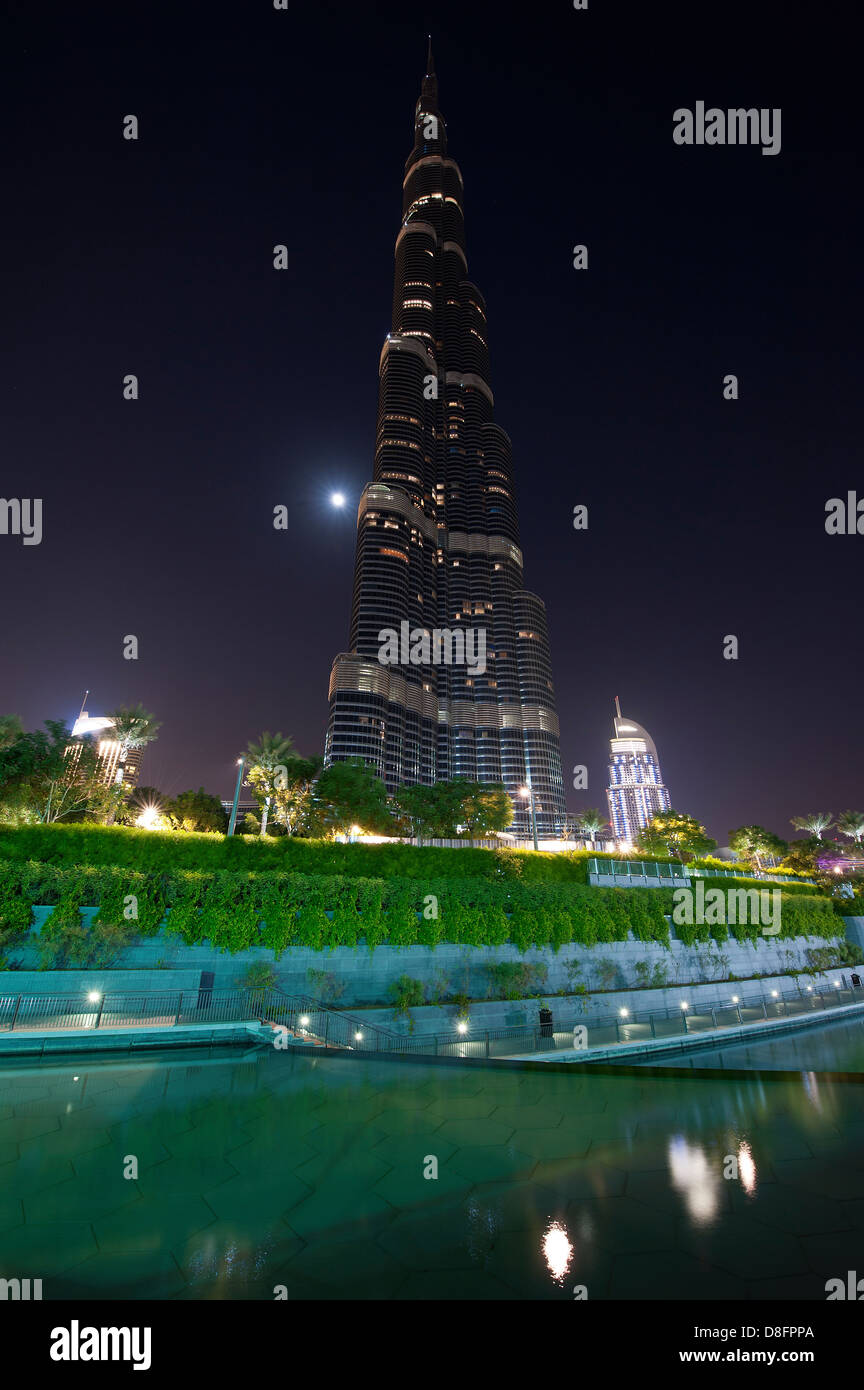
[0,857,843,964]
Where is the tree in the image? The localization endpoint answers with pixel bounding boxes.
[453,780,512,845]
[574,808,610,845]
[105,704,161,765]
[306,758,392,837]
[103,704,161,824]
[245,732,297,837]
[728,824,788,871]
[790,812,833,841]
[392,780,466,841]
[635,809,717,863]
[836,812,864,846]
[0,715,24,751]
[165,788,227,833]
[392,783,441,843]
[269,754,323,836]
[116,785,166,828]
[0,719,124,824]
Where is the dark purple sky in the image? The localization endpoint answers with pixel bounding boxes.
[3,0,861,843]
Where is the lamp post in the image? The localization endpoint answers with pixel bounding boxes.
[519,782,539,852]
[228,756,246,837]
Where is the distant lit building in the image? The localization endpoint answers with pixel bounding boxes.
[70,712,143,791]
[606,699,671,843]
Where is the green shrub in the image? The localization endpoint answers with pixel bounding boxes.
[387,974,426,1031]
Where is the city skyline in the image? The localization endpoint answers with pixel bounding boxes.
[2,2,860,844]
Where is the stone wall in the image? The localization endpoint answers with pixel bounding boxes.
[3,920,854,1012]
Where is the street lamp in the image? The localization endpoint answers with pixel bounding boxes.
[519,782,539,852]
[228,756,246,837]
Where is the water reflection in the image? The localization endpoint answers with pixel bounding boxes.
[542,1220,573,1285]
[737,1140,757,1195]
[667,1135,719,1226]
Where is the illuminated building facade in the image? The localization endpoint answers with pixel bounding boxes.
[70,713,143,791]
[606,700,671,843]
[324,45,566,836]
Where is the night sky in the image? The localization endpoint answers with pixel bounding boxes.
[3,0,861,843]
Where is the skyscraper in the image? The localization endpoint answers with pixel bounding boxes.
[69,712,143,791]
[606,698,672,843]
[324,44,566,837]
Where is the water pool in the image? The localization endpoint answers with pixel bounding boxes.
[630,1013,864,1073]
[2,1044,863,1300]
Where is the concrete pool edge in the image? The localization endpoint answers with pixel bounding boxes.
[0,1019,276,1057]
[500,997,864,1064]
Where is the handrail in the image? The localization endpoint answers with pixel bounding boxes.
[0,979,855,1060]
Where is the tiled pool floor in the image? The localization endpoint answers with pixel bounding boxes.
[1,1044,863,1299]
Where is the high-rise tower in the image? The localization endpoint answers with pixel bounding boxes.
[606,698,672,842]
[324,44,566,837]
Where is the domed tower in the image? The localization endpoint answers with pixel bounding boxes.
[606,697,672,843]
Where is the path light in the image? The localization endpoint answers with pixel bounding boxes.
[834,980,841,988]
[619,1008,629,1017]
[771,991,778,998]
[299,1015,309,1028]
[680,1001,689,1010]
[731,995,739,1004]
[354,1031,363,1041]
[456,1021,468,1034]
[87,992,101,1003]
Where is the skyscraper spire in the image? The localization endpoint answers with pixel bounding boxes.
[426,35,435,77]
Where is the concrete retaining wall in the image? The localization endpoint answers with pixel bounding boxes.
[3,924,854,1012]
[349,967,852,1035]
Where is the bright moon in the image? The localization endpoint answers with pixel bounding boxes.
[331,492,346,508]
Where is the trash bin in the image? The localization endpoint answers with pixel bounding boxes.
[539,1006,553,1038]
[852,973,861,988]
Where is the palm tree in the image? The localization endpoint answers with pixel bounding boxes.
[245,731,296,837]
[575,808,609,847]
[790,812,833,841]
[105,704,162,765]
[836,812,864,846]
[102,705,161,824]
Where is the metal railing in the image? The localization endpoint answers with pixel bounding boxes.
[257,980,864,1061]
[586,858,812,886]
[2,979,860,1064]
[0,987,279,1034]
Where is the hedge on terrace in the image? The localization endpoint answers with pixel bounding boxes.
[0,861,844,956]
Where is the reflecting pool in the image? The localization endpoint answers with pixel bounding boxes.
[1,1043,863,1299]
[632,1014,864,1073]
